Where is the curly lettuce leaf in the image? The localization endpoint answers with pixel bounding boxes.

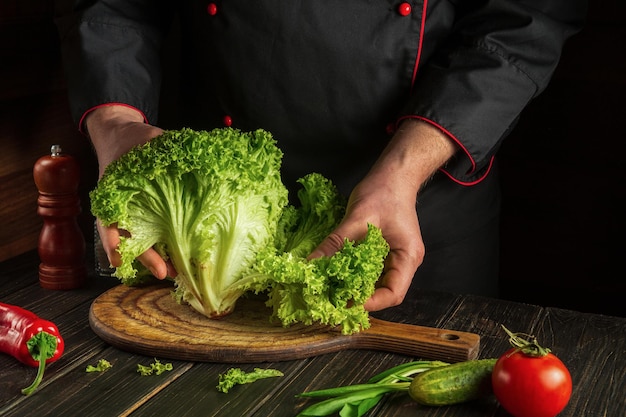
[90,128,289,317]
[217,367,284,393]
[91,127,390,332]
[239,224,389,334]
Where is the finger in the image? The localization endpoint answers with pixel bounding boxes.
[165,260,178,278]
[97,218,172,279]
[363,246,423,311]
[307,219,371,260]
[307,232,345,259]
[137,248,169,280]
[97,220,122,267]
[363,270,412,311]
[364,287,400,312]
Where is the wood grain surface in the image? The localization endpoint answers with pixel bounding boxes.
[89,283,480,363]
[3,251,626,417]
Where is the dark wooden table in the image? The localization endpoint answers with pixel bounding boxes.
[1,250,624,417]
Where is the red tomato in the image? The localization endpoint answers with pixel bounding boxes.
[492,348,572,417]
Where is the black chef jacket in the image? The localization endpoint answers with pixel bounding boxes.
[56,0,586,296]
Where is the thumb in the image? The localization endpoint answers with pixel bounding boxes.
[307,219,370,259]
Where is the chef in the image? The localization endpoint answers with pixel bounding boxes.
[56,0,586,310]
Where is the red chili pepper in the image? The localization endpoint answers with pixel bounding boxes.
[0,302,65,395]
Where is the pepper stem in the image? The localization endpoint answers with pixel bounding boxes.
[502,325,551,357]
[21,344,47,395]
[21,331,57,395]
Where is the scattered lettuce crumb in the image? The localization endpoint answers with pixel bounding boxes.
[137,358,173,376]
[86,359,112,373]
[217,367,284,393]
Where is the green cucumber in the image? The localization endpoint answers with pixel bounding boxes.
[409,358,497,406]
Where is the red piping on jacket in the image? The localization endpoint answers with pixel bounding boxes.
[440,156,494,186]
[411,0,428,90]
[398,114,494,186]
[405,0,492,186]
[78,103,149,136]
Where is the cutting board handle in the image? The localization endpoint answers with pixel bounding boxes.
[351,318,480,362]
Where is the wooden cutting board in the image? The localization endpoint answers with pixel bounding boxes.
[89,283,480,363]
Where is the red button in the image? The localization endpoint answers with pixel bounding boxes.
[207,3,218,16]
[398,2,412,16]
[223,115,233,127]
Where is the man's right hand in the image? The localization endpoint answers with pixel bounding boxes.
[85,105,163,178]
[86,105,173,278]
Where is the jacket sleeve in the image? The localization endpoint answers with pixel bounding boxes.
[56,0,176,129]
[402,0,587,184]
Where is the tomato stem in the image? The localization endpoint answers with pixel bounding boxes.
[502,325,551,357]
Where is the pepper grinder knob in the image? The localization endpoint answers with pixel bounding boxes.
[33,145,87,289]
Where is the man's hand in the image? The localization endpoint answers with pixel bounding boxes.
[86,105,174,278]
[310,118,458,311]
[85,105,163,178]
[309,173,425,311]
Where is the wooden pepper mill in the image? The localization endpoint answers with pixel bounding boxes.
[33,144,87,289]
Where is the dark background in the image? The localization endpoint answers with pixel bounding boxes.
[497,2,626,316]
[1,1,624,316]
